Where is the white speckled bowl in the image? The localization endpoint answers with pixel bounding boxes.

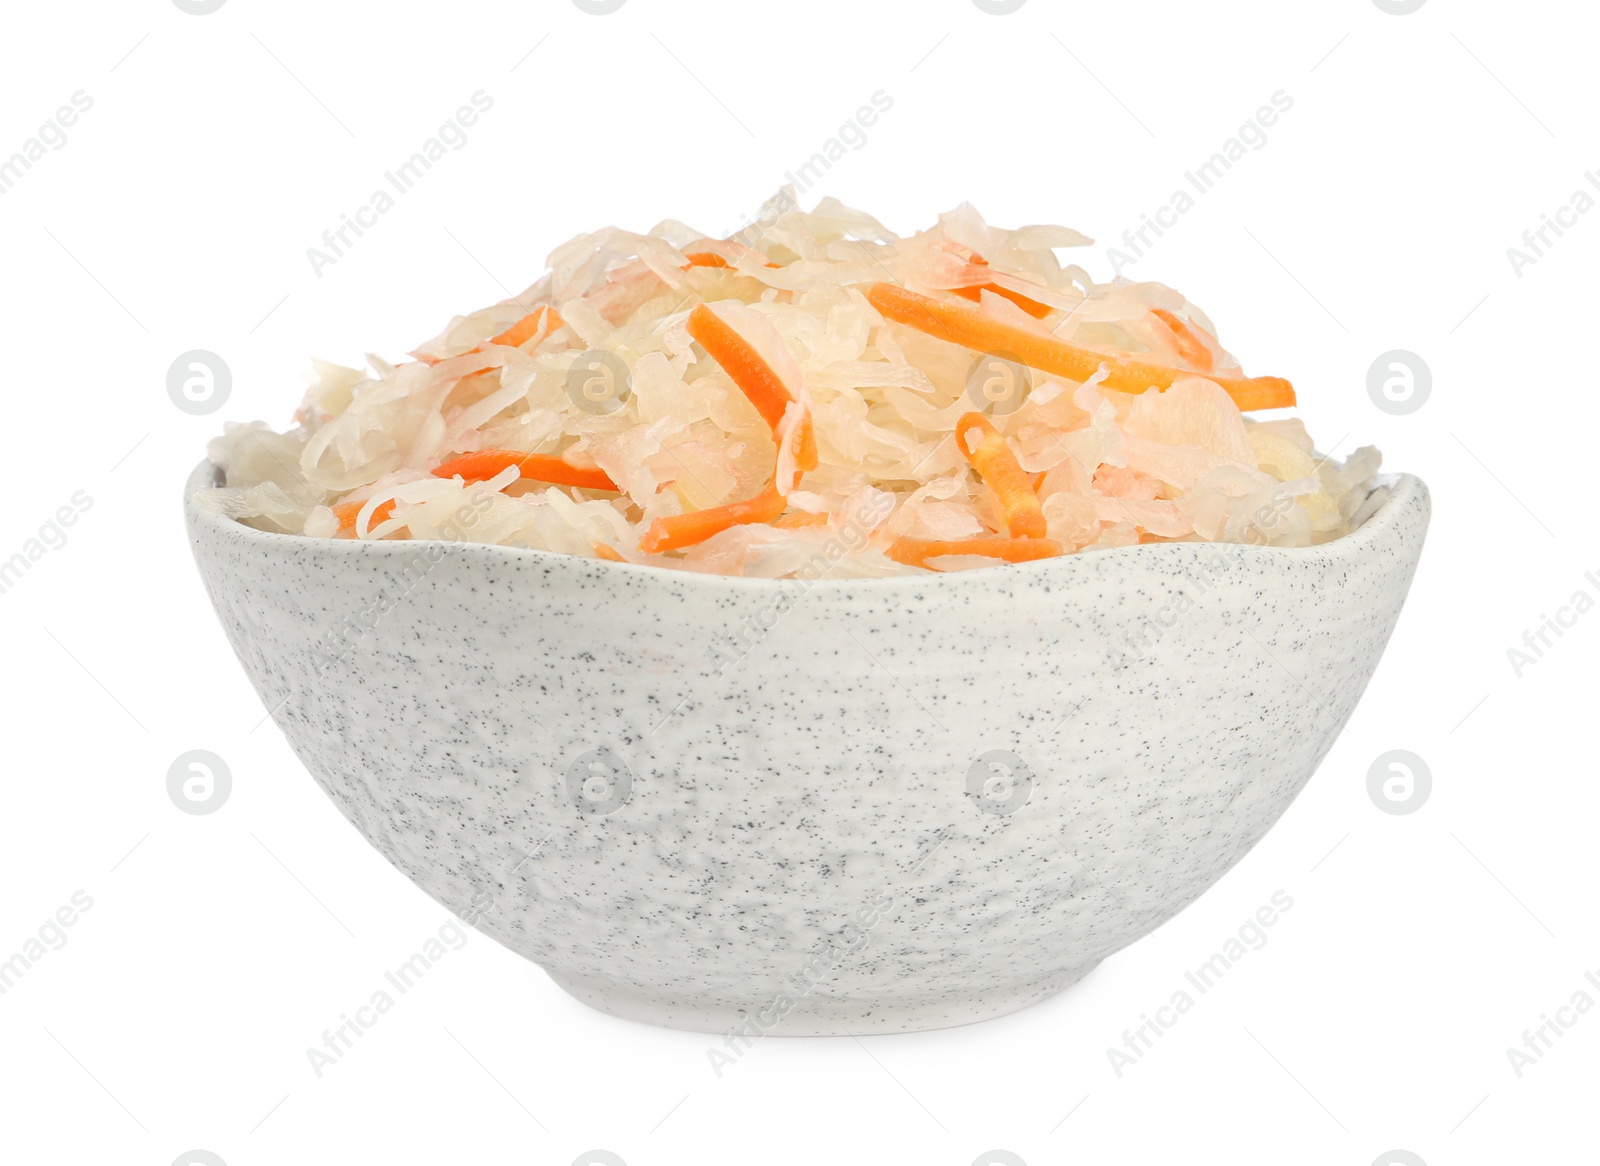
[186,461,1428,1035]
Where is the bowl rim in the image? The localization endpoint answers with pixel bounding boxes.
[185,458,1427,592]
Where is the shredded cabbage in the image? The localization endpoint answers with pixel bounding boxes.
[202,192,1381,575]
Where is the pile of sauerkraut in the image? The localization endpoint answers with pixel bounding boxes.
[200,191,1381,577]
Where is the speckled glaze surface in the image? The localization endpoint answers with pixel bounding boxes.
[185,461,1428,1035]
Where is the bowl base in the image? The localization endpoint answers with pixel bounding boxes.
[544,961,1101,1037]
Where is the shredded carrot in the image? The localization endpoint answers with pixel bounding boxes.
[1150,307,1214,373]
[432,449,618,492]
[683,251,781,270]
[639,482,787,554]
[771,510,830,529]
[687,304,790,427]
[950,260,1052,319]
[792,414,818,476]
[950,281,1054,319]
[332,499,396,536]
[955,412,1048,539]
[489,305,564,349]
[417,305,564,365]
[591,542,627,562]
[637,307,809,553]
[684,251,732,268]
[887,536,1062,570]
[686,303,818,472]
[867,283,1295,412]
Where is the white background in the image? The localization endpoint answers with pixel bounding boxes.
[1,1,1595,1164]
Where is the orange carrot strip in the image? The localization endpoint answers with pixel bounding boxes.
[867,283,1295,411]
[887,536,1062,570]
[687,304,790,428]
[489,305,564,349]
[415,305,565,366]
[771,510,830,529]
[638,307,808,552]
[955,412,1048,539]
[952,256,1053,319]
[950,282,1053,320]
[1150,307,1214,373]
[332,499,396,535]
[432,449,618,492]
[682,251,781,270]
[686,303,818,472]
[792,413,818,475]
[592,543,627,562]
[639,483,787,554]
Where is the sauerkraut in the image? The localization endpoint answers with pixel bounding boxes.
[199,191,1381,576]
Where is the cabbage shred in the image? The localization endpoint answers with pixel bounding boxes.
[200,191,1381,576]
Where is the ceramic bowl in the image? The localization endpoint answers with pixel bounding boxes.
[186,460,1429,1035]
